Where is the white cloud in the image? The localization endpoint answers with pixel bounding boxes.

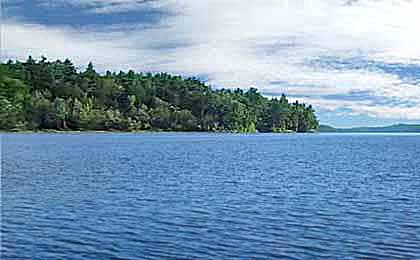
[2,20,170,71]
[38,0,166,13]
[292,97,420,120]
[3,0,420,122]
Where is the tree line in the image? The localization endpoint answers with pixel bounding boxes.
[0,57,318,132]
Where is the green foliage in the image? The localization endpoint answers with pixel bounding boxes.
[0,98,24,130]
[0,57,319,132]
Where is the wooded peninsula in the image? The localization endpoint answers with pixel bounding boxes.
[0,57,318,133]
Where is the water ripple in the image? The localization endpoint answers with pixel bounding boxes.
[2,133,420,259]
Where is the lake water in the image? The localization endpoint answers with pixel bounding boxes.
[2,133,420,259]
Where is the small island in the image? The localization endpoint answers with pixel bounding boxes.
[0,57,318,133]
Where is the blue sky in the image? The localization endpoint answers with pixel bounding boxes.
[2,0,420,127]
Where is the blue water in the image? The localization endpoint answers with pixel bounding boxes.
[2,133,420,259]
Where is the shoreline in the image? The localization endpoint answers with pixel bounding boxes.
[0,129,305,134]
[2,130,419,135]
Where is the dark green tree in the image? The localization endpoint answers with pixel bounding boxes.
[0,57,319,132]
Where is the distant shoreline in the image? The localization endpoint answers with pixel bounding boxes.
[319,124,420,133]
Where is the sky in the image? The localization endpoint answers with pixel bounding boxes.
[2,0,420,127]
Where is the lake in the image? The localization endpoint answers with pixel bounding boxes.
[2,133,420,259]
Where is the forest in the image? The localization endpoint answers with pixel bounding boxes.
[0,57,318,132]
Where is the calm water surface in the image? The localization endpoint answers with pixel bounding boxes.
[2,133,420,259]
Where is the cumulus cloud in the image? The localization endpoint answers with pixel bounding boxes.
[3,0,420,123]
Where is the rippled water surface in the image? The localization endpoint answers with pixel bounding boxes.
[2,133,420,259]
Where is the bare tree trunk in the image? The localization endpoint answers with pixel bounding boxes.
[62,119,68,129]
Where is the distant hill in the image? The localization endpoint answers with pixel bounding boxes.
[319,125,338,132]
[319,124,420,133]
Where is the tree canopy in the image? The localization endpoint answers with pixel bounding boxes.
[0,57,318,132]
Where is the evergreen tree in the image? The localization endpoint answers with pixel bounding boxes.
[0,57,319,132]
